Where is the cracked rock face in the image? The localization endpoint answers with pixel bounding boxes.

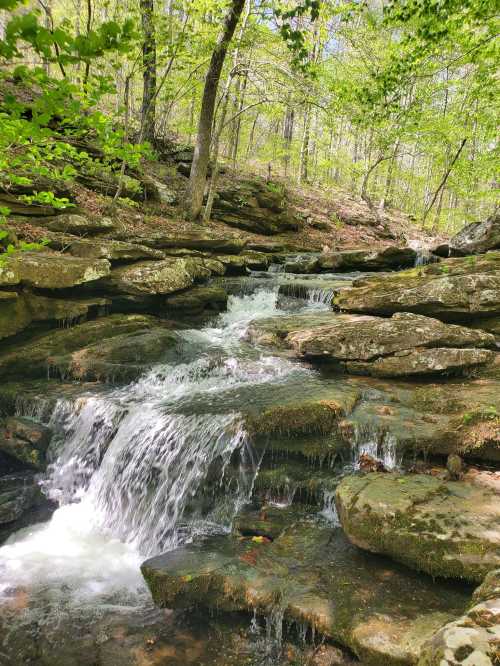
[335,472,500,583]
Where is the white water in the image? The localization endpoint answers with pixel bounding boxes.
[0,285,326,611]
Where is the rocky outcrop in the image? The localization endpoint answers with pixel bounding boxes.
[164,286,228,315]
[211,180,301,235]
[0,417,52,469]
[133,232,247,255]
[42,213,116,235]
[318,246,417,272]
[0,291,108,340]
[98,257,212,296]
[0,251,110,289]
[142,520,469,666]
[336,472,500,583]
[47,235,165,261]
[0,313,173,379]
[444,211,500,257]
[248,312,496,377]
[335,251,500,321]
[418,568,500,666]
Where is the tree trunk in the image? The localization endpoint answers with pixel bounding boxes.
[298,106,311,183]
[183,0,246,220]
[140,0,157,143]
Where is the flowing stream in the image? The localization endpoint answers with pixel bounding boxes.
[0,275,347,664]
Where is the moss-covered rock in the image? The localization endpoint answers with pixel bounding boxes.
[0,473,45,525]
[164,286,228,314]
[141,521,469,666]
[43,213,116,235]
[100,257,212,295]
[0,313,168,378]
[336,472,500,583]
[47,235,165,261]
[0,417,52,469]
[0,251,111,289]
[335,252,500,321]
[0,291,109,340]
[318,246,417,272]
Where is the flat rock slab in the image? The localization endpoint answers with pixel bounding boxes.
[335,251,500,321]
[47,235,165,261]
[142,523,469,666]
[0,251,110,289]
[336,472,500,583]
[248,311,496,377]
[318,246,417,272]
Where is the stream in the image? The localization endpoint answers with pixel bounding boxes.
[0,270,403,665]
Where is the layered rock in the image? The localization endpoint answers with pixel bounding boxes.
[142,521,469,666]
[0,313,174,379]
[42,213,116,235]
[318,246,417,272]
[336,472,500,583]
[0,473,45,526]
[0,251,110,289]
[211,180,301,235]
[248,312,496,377]
[98,257,212,296]
[47,235,165,261]
[335,251,500,321]
[0,291,108,340]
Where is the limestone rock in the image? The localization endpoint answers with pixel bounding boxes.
[100,257,211,296]
[0,291,109,340]
[48,235,165,261]
[132,233,247,255]
[142,522,468,666]
[448,211,500,256]
[318,246,417,272]
[45,213,116,235]
[336,472,500,582]
[0,314,166,378]
[164,286,228,314]
[418,569,500,666]
[335,252,500,321]
[0,251,110,289]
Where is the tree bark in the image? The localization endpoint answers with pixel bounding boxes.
[140,0,157,143]
[183,0,246,220]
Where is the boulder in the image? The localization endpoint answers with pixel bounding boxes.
[164,286,228,315]
[142,522,469,666]
[0,251,110,289]
[211,180,301,235]
[250,312,496,377]
[51,327,178,381]
[336,472,500,583]
[44,213,116,235]
[99,257,211,296]
[0,417,52,469]
[418,569,500,666]
[318,246,417,272]
[284,255,320,273]
[0,314,167,378]
[0,292,109,340]
[447,211,500,256]
[335,251,500,321]
[0,473,44,525]
[47,235,165,261]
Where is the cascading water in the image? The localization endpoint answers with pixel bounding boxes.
[0,283,329,614]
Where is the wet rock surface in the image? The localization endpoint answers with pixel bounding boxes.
[336,472,500,583]
[0,313,173,379]
[0,417,52,470]
[0,473,45,525]
[142,519,469,666]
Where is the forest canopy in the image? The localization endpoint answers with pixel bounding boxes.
[0,0,498,232]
